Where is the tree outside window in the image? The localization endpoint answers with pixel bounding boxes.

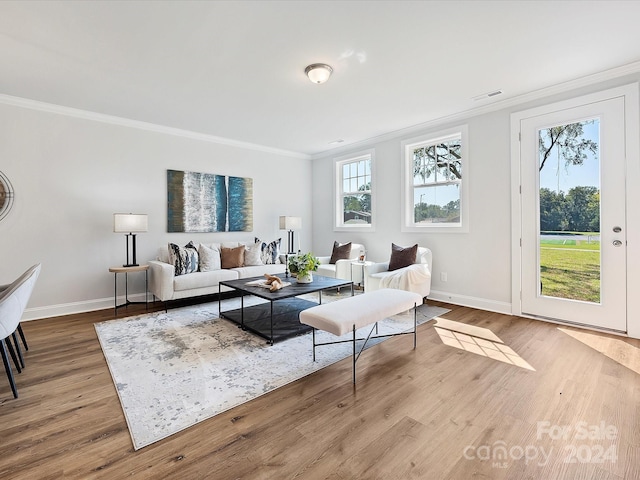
[408,133,463,227]
[334,151,374,231]
[402,126,468,232]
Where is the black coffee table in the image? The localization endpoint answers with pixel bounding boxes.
[218,273,353,344]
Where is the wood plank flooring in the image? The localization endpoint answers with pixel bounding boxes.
[1,299,639,479]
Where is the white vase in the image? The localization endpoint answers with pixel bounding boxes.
[296,272,313,283]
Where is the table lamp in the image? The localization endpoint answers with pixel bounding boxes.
[114,213,148,267]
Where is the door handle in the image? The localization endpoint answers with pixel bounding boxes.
[613,226,622,233]
[613,240,623,247]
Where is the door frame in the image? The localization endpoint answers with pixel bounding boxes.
[510,83,640,338]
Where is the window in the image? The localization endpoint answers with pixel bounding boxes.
[402,125,468,232]
[334,150,375,231]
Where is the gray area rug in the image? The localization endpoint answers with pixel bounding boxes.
[95,293,449,450]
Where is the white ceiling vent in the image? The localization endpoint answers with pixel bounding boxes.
[472,90,504,101]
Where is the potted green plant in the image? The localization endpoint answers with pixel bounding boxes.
[288,252,320,283]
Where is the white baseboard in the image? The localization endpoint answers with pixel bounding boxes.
[23,293,150,321]
[428,289,512,315]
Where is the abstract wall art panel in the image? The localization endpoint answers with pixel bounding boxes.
[227,176,253,232]
[167,169,253,233]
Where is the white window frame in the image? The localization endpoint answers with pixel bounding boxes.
[401,125,469,233]
[334,149,376,232]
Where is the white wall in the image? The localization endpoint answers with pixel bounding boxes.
[0,102,312,319]
[311,72,640,315]
[3,69,638,323]
[311,111,512,313]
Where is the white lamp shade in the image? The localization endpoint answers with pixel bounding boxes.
[114,213,148,233]
[279,216,302,230]
[305,64,333,84]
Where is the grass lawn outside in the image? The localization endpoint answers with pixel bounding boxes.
[539,239,601,303]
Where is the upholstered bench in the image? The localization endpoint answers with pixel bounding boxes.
[299,288,423,384]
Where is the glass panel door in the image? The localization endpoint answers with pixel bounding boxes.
[520,97,626,332]
[538,119,601,303]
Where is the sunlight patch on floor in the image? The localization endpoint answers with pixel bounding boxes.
[558,327,640,375]
[434,318,535,371]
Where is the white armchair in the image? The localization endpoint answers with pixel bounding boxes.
[316,243,365,282]
[364,246,432,298]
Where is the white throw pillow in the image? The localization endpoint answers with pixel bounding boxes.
[198,243,221,271]
[244,241,264,266]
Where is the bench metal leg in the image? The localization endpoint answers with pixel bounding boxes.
[353,325,356,384]
[414,302,418,349]
[312,328,316,362]
[352,322,378,385]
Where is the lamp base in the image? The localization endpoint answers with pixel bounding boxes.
[284,253,289,277]
[123,233,139,268]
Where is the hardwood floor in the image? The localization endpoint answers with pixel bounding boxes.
[1,300,639,479]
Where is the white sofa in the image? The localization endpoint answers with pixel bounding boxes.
[364,246,432,298]
[316,243,365,282]
[149,241,285,305]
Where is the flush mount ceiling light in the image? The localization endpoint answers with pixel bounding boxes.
[305,63,333,84]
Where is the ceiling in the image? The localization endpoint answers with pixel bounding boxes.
[1,0,640,157]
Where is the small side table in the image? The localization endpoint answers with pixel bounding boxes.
[108,265,149,317]
[351,260,374,290]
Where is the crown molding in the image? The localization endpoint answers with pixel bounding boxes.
[3,58,640,162]
[311,60,640,160]
[0,94,311,160]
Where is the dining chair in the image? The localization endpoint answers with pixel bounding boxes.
[0,264,41,398]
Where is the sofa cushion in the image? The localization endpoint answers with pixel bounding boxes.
[169,241,199,275]
[198,243,221,271]
[173,270,239,292]
[256,237,282,264]
[388,243,417,271]
[244,240,264,266]
[220,245,245,269]
[329,241,352,264]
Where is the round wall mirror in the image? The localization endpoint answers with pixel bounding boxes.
[0,171,15,221]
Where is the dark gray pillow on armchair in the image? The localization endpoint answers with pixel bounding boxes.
[388,243,418,271]
[329,241,352,264]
